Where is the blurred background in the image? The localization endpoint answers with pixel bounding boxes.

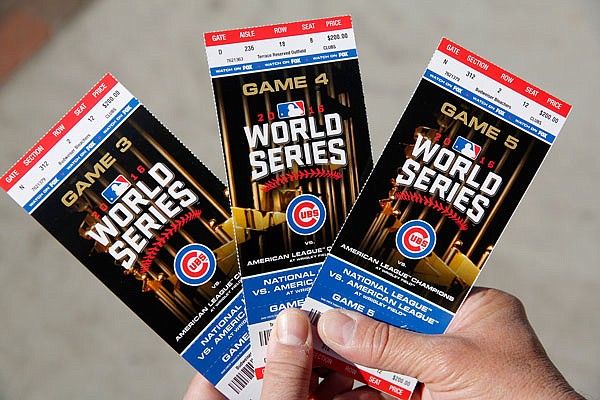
[0,0,598,398]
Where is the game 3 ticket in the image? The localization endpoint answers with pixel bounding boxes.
[1,74,260,399]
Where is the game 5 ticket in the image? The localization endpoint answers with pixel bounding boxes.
[1,74,260,399]
[302,38,572,399]
[204,16,373,378]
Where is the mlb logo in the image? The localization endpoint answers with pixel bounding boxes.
[277,100,305,119]
[101,175,131,204]
[452,136,481,160]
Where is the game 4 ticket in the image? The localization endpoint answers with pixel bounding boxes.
[204,16,373,378]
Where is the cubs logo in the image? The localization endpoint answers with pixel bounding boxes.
[286,194,326,235]
[395,220,436,260]
[173,243,216,286]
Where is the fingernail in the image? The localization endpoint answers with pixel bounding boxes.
[276,309,309,346]
[321,309,356,346]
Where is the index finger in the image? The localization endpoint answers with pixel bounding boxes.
[261,308,313,400]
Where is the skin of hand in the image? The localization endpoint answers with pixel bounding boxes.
[317,287,586,400]
[182,308,357,400]
[183,287,585,400]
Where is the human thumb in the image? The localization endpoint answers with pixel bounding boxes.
[318,309,445,382]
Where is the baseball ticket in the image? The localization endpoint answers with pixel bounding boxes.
[302,38,572,398]
[1,74,260,399]
[204,16,373,378]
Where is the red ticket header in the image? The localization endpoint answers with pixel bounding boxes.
[1,73,118,192]
[204,15,352,46]
[438,38,571,118]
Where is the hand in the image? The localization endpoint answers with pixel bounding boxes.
[183,308,359,400]
[317,287,585,400]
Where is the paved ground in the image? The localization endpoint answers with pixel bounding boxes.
[0,1,598,399]
[0,0,93,85]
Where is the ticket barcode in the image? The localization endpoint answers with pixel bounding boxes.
[227,360,255,395]
[308,309,322,326]
[258,328,272,347]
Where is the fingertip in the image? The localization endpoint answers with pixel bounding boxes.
[317,308,358,347]
[273,307,312,347]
